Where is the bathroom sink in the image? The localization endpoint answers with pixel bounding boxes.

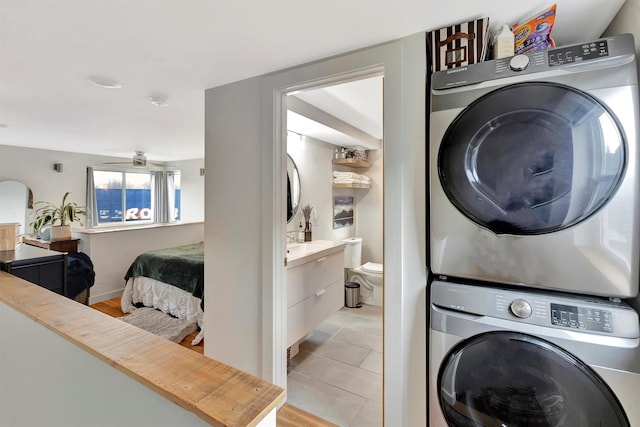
[286,240,345,267]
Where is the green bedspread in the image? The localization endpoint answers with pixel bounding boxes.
[124,242,204,301]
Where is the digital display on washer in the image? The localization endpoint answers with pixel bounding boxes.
[551,303,613,333]
[548,40,609,66]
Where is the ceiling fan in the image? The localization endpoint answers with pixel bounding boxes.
[101,151,174,168]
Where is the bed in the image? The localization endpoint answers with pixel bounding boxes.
[121,242,205,345]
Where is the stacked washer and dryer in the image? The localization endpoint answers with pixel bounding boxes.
[428,33,640,426]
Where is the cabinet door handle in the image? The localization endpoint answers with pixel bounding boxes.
[315,289,326,297]
[316,257,327,263]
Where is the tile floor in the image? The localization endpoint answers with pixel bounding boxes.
[288,304,383,427]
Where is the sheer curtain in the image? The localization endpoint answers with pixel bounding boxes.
[85,167,99,227]
[152,171,168,223]
[166,171,176,222]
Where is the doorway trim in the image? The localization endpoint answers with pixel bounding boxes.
[274,65,384,382]
[274,65,385,386]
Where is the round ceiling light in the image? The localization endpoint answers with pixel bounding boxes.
[88,76,122,89]
[149,96,169,107]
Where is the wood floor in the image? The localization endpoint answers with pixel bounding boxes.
[90,298,204,354]
[276,404,338,427]
[90,297,336,427]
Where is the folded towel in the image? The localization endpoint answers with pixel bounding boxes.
[333,171,370,181]
[333,178,371,185]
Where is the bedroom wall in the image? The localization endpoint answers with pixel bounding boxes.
[286,134,383,264]
[175,158,206,223]
[204,32,427,426]
[0,145,120,215]
[0,144,205,225]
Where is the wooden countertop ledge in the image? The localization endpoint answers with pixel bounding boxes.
[0,271,285,426]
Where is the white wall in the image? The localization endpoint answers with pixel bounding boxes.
[204,76,265,377]
[0,145,112,221]
[205,33,427,426]
[287,134,383,264]
[172,158,206,223]
[0,181,28,234]
[0,302,211,427]
[605,0,640,54]
[354,147,383,263]
[604,0,640,86]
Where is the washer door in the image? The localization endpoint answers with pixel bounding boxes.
[438,331,629,427]
[438,82,625,235]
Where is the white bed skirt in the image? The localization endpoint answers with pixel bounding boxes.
[121,276,204,345]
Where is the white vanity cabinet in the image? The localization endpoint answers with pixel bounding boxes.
[286,242,345,348]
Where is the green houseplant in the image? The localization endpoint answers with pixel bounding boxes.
[30,192,87,241]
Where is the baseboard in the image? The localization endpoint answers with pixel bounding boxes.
[89,288,124,305]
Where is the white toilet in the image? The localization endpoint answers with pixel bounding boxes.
[342,237,383,307]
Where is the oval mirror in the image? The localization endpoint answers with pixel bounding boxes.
[0,180,33,235]
[287,154,301,223]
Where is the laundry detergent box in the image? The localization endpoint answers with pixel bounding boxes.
[428,17,490,72]
[511,4,557,54]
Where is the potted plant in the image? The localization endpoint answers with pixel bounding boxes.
[30,192,87,241]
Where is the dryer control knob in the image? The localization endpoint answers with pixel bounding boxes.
[510,299,532,318]
[509,55,530,71]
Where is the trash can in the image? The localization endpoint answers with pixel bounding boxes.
[345,282,361,308]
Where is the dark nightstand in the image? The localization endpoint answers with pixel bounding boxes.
[0,244,68,296]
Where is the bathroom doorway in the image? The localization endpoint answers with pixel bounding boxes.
[282,73,384,426]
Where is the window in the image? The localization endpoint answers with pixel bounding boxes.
[89,168,180,226]
[94,170,153,224]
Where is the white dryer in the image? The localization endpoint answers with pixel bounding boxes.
[429,34,640,298]
[429,280,640,426]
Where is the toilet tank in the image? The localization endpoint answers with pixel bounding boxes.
[342,237,362,268]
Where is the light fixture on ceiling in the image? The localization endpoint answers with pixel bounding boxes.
[88,76,122,89]
[149,96,169,107]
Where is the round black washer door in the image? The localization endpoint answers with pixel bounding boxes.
[438,82,625,235]
[438,331,629,427]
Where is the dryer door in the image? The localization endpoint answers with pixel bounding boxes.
[438,331,629,426]
[438,82,625,235]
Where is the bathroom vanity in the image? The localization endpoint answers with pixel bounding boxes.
[286,240,345,347]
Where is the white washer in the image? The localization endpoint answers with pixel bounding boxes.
[429,280,640,426]
[429,34,640,298]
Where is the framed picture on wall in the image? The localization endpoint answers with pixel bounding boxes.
[333,196,354,229]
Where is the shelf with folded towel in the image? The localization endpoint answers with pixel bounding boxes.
[333,182,371,189]
[332,159,371,168]
[332,170,372,188]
